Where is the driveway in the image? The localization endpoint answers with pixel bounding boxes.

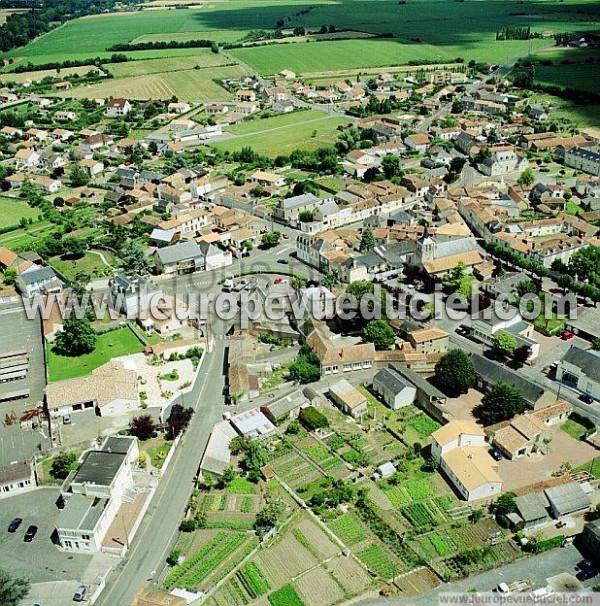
[497,427,598,491]
[444,389,483,421]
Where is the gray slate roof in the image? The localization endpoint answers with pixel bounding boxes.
[373,367,411,395]
[561,346,600,380]
[157,240,202,265]
[545,482,591,516]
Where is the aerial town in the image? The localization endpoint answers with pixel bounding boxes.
[0,1,599,605]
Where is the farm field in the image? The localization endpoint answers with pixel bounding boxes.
[535,63,600,94]
[5,0,597,74]
[46,326,144,382]
[56,64,245,101]
[105,52,231,78]
[212,110,349,157]
[0,196,41,229]
[133,29,252,45]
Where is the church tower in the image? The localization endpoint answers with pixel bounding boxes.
[416,224,435,265]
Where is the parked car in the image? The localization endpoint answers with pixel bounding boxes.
[490,448,503,461]
[7,517,22,533]
[277,258,289,265]
[561,330,574,340]
[576,561,598,581]
[63,414,71,425]
[579,393,595,405]
[23,524,38,542]
[73,585,87,602]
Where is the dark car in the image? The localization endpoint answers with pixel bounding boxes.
[7,517,22,533]
[579,393,595,405]
[490,448,503,461]
[277,259,289,265]
[577,566,598,581]
[23,524,38,542]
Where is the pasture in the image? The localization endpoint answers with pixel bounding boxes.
[530,49,600,94]
[0,196,41,229]
[212,110,349,157]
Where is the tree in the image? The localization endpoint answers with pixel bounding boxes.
[494,492,517,516]
[434,349,476,396]
[50,452,77,480]
[260,231,281,249]
[2,267,16,285]
[592,337,600,351]
[477,382,526,425]
[359,227,376,253]
[0,569,30,606]
[120,238,149,274]
[362,318,395,350]
[492,331,518,359]
[254,499,284,536]
[69,164,90,187]
[381,154,403,180]
[230,436,247,455]
[288,356,321,384]
[298,210,314,222]
[166,404,194,440]
[220,465,236,487]
[167,549,180,566]
[128,414,158,441]
[241,440,265,477]
[54,316,97,356]
[285,419,301,435]
[449,156,466,175]
[517,167,535,187]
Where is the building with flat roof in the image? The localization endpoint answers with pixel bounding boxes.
[56,436,139,552]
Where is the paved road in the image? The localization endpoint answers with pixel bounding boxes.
[97,335,227,606]
[357,544,591,606]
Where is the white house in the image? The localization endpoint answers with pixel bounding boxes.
[431,420,502,501]
[372,367,416,410]
[0,460,36,500]
[556,346,600,402]
[56,436,139,552]
[106,98,132,117]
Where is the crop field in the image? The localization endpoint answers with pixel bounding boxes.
[356,543,398,580]
[269,585,305,606]
[57,64,245,101]
[133,29,252,45]
[237,562,270,599]
[213,110,348,157]
[328,513,367,546]
[105,53,231,77]
[0,196,41,229]
[165,530,257,591]
[529,49,600,94]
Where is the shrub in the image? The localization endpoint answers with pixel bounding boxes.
[298,406,329,431]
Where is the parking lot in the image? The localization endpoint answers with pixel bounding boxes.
[0,487,94,584]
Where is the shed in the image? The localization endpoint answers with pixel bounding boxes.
[544,482,591,518]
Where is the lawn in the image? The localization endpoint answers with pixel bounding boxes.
[0,196,42,229]
[574,457,600,479]
[145,441,173,470]
[212,109,348,157]
[561,419,588,441]
[49,251,114,281]
[225,477,256,494]
[47,326,144,382]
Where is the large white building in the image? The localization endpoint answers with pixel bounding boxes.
[431,420,502,502]
[56,436,139,552]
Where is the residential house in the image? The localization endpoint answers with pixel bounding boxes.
[564,147,600,177]
[106,98,132,117]
[372,367,416,410]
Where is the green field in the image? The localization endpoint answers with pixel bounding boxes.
[47,326,144,382]
[105,52,230,78]
[213,109,348,156]
[49,251,114,281]
[59,64,245,101]
[0,196,41,229]
[5,0,597,72]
